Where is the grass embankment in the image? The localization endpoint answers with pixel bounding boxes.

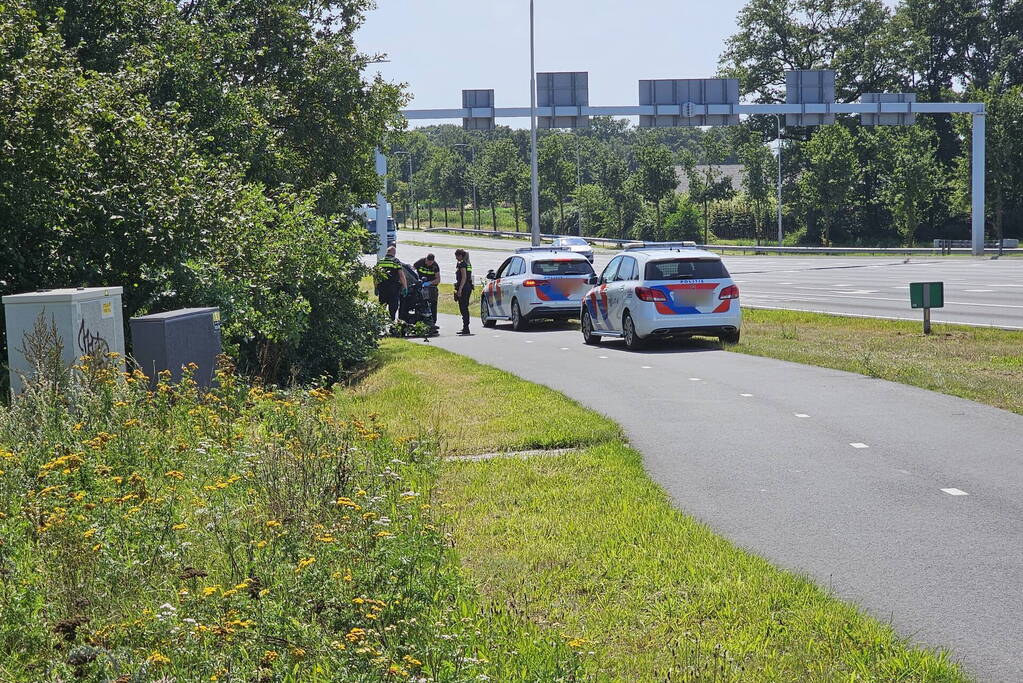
[737,308,1023,415]
[363,341,967,681]
[0,358,578,681]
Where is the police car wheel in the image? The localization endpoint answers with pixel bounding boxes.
[511,299,529,331]
[481,299,497,328]
[581,310,601,345]
[623,312,645,350]
[719,330,740,345]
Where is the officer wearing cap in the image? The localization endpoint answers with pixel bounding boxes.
[375,245,407,321]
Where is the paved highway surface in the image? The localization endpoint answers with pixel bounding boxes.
[384,230,1023,329]
[424,312,1023,681]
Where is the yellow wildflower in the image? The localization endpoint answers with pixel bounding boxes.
[202,586,219,597]
[172,523,188,531]
[295,557,316,573]
[148,651,171,666]
[265,519,282,528]
[165,470,185,480]
[375,531,393,538]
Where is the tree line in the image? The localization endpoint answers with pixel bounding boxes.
[0,0,403,383]
[388,0,1023,246]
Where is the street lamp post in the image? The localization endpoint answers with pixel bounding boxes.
[394,151,414,229]
[529,0,540,246]
[575,137,583,236]
[453,143,478,230]
[774,114,783,247]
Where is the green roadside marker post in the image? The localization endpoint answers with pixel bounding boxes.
[910,282,944,334]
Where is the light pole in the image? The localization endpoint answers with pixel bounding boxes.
[575,136,583,236]
[774,114,783,247]
[529,0,540,246]
[394,150,414,229]
[453,143,478,230]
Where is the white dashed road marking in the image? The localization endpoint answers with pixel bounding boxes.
[740,393,753,397]
[689,377,702,381]
[641,366,652,369]
[794,413,810,418]
[560,347,569,350]
[850,443,869,449]
[525,340,534,344]
[599,355,608,359]
[941,488,969,496]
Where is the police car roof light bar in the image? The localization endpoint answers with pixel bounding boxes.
[514,246,574,253]
[623,241,698,250]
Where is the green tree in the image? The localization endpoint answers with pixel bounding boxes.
[799,125,858,246]
[720,0,903,104]
[633,141,678,232]
[539,135,576,232]
[687,130,736,244]
[738,131,776,244]
[594,147,631,237]
[955,87,1023,244]
[867,127,946,246]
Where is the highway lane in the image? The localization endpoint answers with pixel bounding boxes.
[424,313,1023,681]
[387,230,1023,329]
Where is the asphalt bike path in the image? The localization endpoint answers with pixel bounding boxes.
[423,312,1023,681]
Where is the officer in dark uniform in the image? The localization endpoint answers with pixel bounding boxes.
[412,252,441,327]
[375,245,407,321]
[454,248,473,335]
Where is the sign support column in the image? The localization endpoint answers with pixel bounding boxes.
[971,112,986,256]
[374,148,388,259]
[529,0,540,246]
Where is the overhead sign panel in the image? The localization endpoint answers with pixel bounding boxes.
[537,72,589,129]
[638,78,739,127]
[462,89,495,130]
[785,70,835,126]
[860,92,917,126]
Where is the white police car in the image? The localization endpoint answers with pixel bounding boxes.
[481,247,595,330]
[580,242,741,349]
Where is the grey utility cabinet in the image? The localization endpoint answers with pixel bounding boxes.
[3,287,125,393]
[129,308,221,388]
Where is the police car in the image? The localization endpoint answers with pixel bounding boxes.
[580,242,741,349]
[481,247,595,330]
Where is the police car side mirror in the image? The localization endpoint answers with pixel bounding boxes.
[486,270,497,280]
[587,274,599,285]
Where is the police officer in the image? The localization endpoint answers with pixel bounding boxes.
[375,245,407,321]
[412,252,441,327]
[454,248,473,335]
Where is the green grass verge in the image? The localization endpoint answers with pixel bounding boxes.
[349,341,619,456]
[356,340,966,681]
[0,358,579,681]
[736,308,1023,415]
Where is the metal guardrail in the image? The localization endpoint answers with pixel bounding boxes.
[418,228,1021,256]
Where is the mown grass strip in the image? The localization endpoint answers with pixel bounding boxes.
[348,341,620,456]
[362,340,967,681]
[735,308,1023,415]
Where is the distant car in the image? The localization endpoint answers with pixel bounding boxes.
[551,236,594,262]
[580,242,741,349]
[481,248,595,330]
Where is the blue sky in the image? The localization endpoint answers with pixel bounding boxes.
[356,0,750,126]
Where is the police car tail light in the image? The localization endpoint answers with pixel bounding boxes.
[522,279,549,287]
[719,284,740,300]
[635,287,667,302]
